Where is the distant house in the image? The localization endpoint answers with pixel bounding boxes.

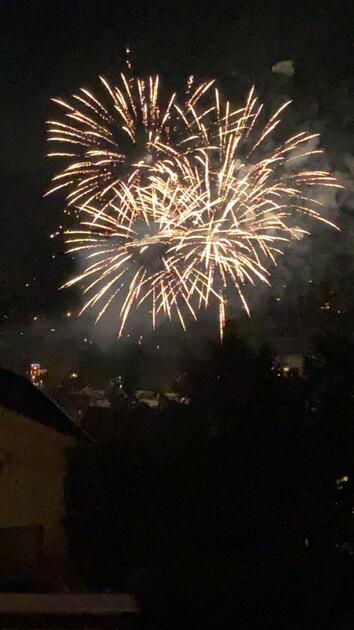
[274,337,308,376]
[53,386,112,423]
[135,390,190,408]
[0,368,87,589]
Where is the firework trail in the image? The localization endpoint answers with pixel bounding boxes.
[59,84,340,337]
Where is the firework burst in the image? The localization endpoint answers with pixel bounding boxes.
[46,70,215,211]
[52,81,340,337]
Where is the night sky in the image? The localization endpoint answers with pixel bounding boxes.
[1,0,354,323]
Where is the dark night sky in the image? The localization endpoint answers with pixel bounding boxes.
[1,0,354,322]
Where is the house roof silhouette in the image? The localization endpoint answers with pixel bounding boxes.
[0,367,86,440]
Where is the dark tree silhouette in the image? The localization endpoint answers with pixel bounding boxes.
[65,329,354,628]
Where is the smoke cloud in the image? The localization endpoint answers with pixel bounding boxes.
[272,60,295,77]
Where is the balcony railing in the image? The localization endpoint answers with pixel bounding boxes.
[0,593,140,628]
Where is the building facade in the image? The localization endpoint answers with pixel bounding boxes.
[0,368,86,589]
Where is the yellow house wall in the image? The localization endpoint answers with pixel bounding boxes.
[0,405,74,565]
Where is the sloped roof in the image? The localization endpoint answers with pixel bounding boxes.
[0,367,86,440]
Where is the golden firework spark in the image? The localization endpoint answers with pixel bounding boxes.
[46,71,215,211]
[52,83,340,337]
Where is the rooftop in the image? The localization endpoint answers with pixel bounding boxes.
[0,367,86,440]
